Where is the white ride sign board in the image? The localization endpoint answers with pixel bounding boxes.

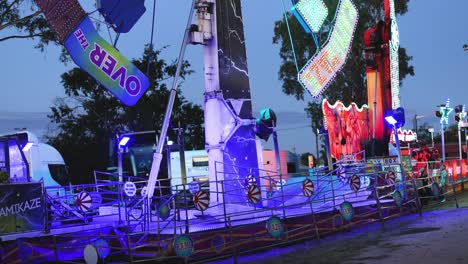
[124,181,137,197]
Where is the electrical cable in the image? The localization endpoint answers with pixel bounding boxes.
[146,0,157,76]
[280,0,300,74]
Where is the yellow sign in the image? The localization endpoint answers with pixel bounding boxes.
[308,155,315,168]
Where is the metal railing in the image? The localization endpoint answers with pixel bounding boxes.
[6,158,466,264]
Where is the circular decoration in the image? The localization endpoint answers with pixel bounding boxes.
[385,171,396,185]
[393,190,403,207]
[339,201,354,222]
[337,166,346,182]
[123,181,137,197]
[173,235,193,258]
[247,184,261,204]
[211,234,225,253]
[244,174,256,187]
[431,182,441,198]
[193,191,210,211]
[75,191,92,212]
[302,179,315,197]
[333,214,343,228]
[188,181,201,195]
[94,238,110,259]
[83,244,98,264]
[349,174,361,192]
[266,216,284,238]
[158,201,171,221]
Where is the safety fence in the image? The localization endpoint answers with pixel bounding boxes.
[1,160,464,263]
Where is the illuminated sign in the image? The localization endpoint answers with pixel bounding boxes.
[339,201,354,221]
[173,235,193,257]
[390,128,417,143]
[64,17,149,106]
[389,0,400,109]
[322,99,369,159]
[291,0,328,33]
[266,216,284,238]
[298,0,359,98]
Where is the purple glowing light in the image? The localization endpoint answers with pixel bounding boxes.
[384,116,397,126]
[118,136,130,146]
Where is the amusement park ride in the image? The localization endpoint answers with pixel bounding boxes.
[0,0,461,263]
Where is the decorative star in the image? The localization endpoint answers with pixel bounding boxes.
[460,105,467,121]
[440,99,453,125]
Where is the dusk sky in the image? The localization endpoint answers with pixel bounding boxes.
[0,0,467,155]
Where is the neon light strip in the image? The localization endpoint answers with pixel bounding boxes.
[322,99,369,112]
[389,0,400,109]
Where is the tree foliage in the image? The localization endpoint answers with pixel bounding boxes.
[46,46,205,184]
[273,0,415,137]
[433,124,462,144]
[0,0,57,48]
[299,152,313,167]
[0,170,9,184]
[414,122,433,146]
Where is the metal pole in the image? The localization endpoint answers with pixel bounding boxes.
[166,143,172,181]
[393,125,402,162]
[177,127,187,185]
[308,198,320,241]
[459,124,462,160]
[221,180,227,228]
[372,68,378,156]
[183,184,189,234]
[315,131,319,166]
[272,127,286,219]
[146,0,197,199]
[330,174,336,210]
[441,122,446,161]
[465,128,468,161]
[118,145,123,182]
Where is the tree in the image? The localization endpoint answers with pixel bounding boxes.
[0,1,57,48]
[46,45,205,184]
[415,122,433,146]
[0,170,9,184]
[433,124,459,144]
[273,0,415,146]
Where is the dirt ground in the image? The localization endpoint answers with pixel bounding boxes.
[215,191,468,264]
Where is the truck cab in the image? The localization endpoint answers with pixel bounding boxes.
[0,131,69,187]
